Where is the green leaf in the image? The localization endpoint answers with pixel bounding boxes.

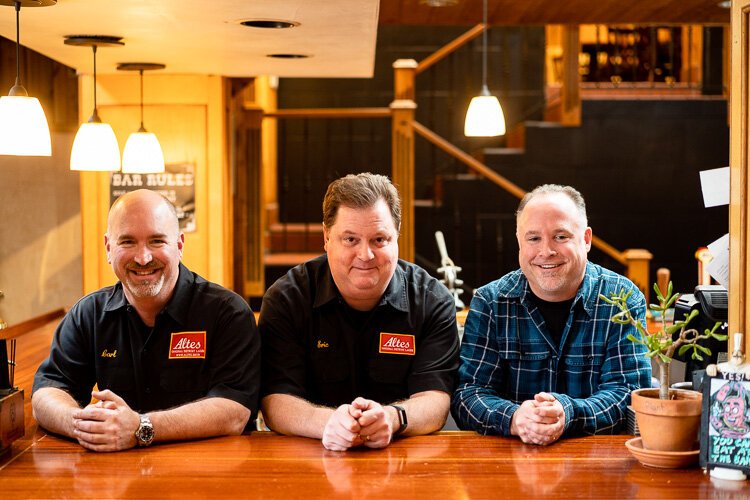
[653,283,664,301]
[678,344,692,356]
[666,324,683,335]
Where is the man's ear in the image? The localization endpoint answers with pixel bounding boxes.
[584,227,593,252]
[104,233,112,264]
[323,224,329,252]
[177,232,185,257]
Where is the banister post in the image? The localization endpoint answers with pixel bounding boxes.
[622,249,653,306]
[391,59,418,263]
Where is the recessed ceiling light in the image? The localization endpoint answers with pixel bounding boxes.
[240,19,300,29]
[717,0,731,8]
[266,53,310,59]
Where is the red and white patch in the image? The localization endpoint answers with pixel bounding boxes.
[379,332,416,356]
[169,331,206,359]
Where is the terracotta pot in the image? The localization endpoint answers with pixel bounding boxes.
[630,388,702,452]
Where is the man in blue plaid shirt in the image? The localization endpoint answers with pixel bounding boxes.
[451,184,651,445]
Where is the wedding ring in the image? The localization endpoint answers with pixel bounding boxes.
[364,435,371,442]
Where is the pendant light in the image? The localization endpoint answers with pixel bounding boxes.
[65,35,124,171]
[464,0,506,137]
[0,0,55,157]
[118,63,166,174]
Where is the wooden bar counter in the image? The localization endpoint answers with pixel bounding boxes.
[1,318,750,498]
[2,432,748,498]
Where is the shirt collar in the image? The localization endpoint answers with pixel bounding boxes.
[162,262,194,323]
[313,256,409,312]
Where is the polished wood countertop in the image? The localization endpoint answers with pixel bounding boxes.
[2,432,746,498]
[1,316,749,498]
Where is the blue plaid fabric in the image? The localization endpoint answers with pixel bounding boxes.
[451,262,652,436]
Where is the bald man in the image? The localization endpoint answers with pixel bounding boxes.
[33,189,260,451]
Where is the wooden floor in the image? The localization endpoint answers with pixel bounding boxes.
[2,317,750,498]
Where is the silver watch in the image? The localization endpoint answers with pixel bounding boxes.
[134,414,155,447]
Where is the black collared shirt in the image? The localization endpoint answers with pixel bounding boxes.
[259,255,459,407]
[33,263,260,422]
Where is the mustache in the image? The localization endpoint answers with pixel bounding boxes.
[126,262,162,271]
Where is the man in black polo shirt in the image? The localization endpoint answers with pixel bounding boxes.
[260,173,459,451]
[32,189,260,452]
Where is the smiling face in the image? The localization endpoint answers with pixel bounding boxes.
[324,198,399,311]
[105,190,184,308]
[516,192,592,302]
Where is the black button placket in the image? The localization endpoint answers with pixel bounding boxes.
[125,306,148,412]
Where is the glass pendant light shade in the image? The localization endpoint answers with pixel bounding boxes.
[464,85,506,137]
[64,35,124,171]
[122,129,165,173]
[464,0,506,138]
[116,63,166,174]
[70,119,120,171]
[0,1,55,157]
[0,94,51,156]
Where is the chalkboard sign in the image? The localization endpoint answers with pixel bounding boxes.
[700,372,750,473]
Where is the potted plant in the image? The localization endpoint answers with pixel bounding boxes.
[601,282,726,453]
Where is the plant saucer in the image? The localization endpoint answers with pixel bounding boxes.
[625,437,700,469]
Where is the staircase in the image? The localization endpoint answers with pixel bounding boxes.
[416,98,728,292]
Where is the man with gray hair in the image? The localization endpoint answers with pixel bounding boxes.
[260,172,459,451]
[451,184,651,444]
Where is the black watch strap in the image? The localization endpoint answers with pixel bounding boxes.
[389,404,408,435]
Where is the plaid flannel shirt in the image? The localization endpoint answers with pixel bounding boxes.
[451,262,652,436]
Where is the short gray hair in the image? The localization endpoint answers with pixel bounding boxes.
[516,184,588,226]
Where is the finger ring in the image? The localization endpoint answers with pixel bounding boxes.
[364,435,371,442]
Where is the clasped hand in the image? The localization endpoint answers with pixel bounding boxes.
[72,389,140,452]
[510,392,565,446]
[321,397,396,451]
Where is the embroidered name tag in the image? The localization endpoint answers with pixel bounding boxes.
[379,332,416,355]
[169,331,207,359]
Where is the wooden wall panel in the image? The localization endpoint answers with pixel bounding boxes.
[729,0,750,354]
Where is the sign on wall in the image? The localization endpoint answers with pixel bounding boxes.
[109,163,196,232]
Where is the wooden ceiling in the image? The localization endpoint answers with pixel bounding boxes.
[379,0,730,25]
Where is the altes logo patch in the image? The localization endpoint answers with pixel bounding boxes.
[379,332,416,355]
[169,332,207,359]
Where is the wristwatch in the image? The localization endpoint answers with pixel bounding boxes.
[389,405,408,435]
[134,414,155,447]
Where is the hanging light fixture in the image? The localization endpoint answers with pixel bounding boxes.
[65,35,124,171]
[464,0,506,137]
[118,63,166,174]
[0,0,55,157]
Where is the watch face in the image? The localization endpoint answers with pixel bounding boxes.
[137,416,155,446]
[139,426,154,443]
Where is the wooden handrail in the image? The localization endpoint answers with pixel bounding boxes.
[417,24,486,75]
[263,108,391,119]
[411,119,628,265]
[0,308,65,341]
[412,119,527,199]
